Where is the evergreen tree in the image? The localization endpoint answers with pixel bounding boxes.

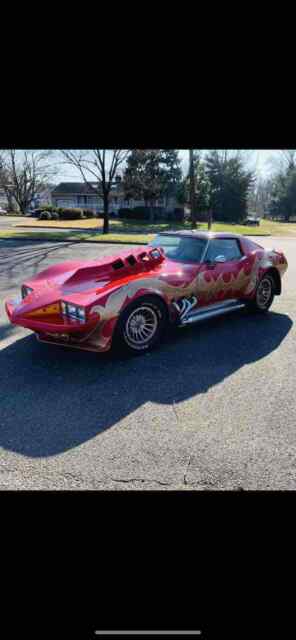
[269,167,296,222]
[180,153,211,224]
[205,151,254,223]
[123,149,182,221]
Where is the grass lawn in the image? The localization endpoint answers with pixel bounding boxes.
[0,230,154,244]
[2,218,296,244]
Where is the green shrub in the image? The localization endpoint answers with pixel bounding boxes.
[39,211,52,220]
[38,205,58,213]
[172,207,184,222]
[118,208,131,219]
[50,212,60,221]
[132,206,151,220]
[119,207,151,220]
[83,209,96,218]
[58,208,84,220]
[36,205,59,217]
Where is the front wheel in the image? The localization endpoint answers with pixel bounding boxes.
[113,296,168,355]
[248,274,275,313]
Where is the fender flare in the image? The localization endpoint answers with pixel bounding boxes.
[265,267,281,295]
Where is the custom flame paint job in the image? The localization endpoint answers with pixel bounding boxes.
[5,232,288,353]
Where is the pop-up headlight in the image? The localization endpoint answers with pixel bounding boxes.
[61,301,86,322]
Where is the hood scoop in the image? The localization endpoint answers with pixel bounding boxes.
[64,247,165,287]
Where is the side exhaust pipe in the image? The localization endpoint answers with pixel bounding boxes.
[179,300,246,326]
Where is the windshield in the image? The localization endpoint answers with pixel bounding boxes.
[149,235,207,263]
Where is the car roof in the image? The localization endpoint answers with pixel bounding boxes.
[157,230,243,240]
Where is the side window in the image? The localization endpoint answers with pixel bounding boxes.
[205,239,242,262]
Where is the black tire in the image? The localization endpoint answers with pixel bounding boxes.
[112,295,168,355]
[248,273,275,313]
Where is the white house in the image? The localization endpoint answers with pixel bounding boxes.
[0,189,8,209]
[51,178,180,214]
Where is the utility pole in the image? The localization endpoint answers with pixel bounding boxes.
[189,149,196,229]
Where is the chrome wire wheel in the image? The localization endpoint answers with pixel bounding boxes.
[124,305,158,349]
[256,276,273,309]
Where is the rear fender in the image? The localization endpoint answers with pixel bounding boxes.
[265,267,281,295]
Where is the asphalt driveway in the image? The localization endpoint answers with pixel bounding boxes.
[0,237,295,489]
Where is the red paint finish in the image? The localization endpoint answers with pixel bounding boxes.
[5,234,288,353]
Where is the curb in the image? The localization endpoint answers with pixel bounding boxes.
[0,236,144,245]
[16,224,271,238]
[0,233,272,246]
[16,225,107,231]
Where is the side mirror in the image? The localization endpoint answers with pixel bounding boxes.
[214,255,226,263]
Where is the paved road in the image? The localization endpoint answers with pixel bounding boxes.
[0,237,295,490]
[0,216,25,230]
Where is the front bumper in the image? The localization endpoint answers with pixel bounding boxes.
[36,315,113,351]
[5,298,114,353]
[5,298,21,322]
[5,298,95,333]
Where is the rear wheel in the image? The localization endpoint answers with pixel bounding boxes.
[249,274,275,313]
[113,296,168,355]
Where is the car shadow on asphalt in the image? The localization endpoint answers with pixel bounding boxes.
[0,310,293,458]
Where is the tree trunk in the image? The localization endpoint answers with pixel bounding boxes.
[207,208,213,230]
[149,202,155,223]
[17,200,27,215]
[189,149,196,229]
[103,194,109,234]
[6,191,17,213]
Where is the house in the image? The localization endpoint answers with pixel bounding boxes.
[31,184,56,209]
[0,188,18,212]
[51,182,108,212]
[51,178,181,215]
[0,183,55,212]
[0,189,8,209]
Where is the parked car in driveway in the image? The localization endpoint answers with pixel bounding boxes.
[5,231,288,355]
[0,207,7,215]
[245,216,260,226]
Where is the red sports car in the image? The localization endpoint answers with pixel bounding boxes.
[5,231,288,355]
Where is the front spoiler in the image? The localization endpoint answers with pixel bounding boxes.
[36,317,113,353]
[36,333,111,353]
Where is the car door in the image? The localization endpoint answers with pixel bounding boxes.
[196,238,251,305]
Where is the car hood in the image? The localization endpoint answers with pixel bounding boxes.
[19,246,200,313]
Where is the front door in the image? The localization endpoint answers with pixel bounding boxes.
[196,238,251,306]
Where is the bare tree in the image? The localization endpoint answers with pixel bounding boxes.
[280,150,296,171]
[187,150,211,228]
[266,150,296,175]
[61,150,130,234]
[247,176,273,217]
[0,150,57,214]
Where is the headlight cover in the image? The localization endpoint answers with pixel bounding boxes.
[21,285,33,300]
[61,301,86,322]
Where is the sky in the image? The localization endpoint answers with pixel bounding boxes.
[5,149,281,185]
[51,149,281,184]
[179,150,279,179]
